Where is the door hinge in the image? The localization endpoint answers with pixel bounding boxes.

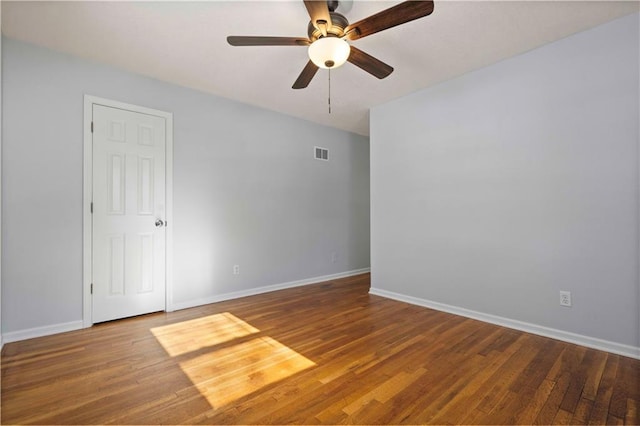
[91,121,94,133]
[90,202,93,214]
[90,283,93,294]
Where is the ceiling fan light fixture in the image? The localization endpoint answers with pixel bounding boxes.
[308,37,350,69]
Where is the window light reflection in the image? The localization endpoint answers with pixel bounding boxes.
[150,312,316,409]
[179,336,316,408]
[151,312,259,357]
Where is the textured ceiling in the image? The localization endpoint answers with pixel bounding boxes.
[2,1,638,136]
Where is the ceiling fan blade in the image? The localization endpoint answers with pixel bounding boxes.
[292,60,319,89]
[227,36,310,46]
[347,46,393,79]
[304,0,332,35]
[344,1,434,41]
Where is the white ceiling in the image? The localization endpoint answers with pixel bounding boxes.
[2,1,638,136]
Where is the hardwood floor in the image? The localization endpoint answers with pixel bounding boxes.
[2,273,638,424]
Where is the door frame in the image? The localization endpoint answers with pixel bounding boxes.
[83,95,174,328]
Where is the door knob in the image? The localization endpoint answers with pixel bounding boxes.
[155,219,165,228]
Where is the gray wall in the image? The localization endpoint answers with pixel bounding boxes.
[0,7,3,347]
[2,37,370,334]
[370,13,639,348]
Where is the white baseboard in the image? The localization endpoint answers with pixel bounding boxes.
[1,270,370,344]
[2,320,84,344]
[172,268,371,311]
[369,287,640,360]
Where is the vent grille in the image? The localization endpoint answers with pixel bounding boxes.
[314,146,329,161]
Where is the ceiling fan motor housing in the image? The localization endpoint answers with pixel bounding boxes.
[307,12,349,41]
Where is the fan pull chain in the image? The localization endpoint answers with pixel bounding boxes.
[328,68,332,114]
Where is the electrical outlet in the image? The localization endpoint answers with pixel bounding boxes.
[559,291,572,307]
[233,265,240,275]
[331,252,337,263]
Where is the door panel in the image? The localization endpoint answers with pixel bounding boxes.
[92,104,166,323]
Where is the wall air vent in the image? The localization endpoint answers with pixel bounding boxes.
[314,146,329,161]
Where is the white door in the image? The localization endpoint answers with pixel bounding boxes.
[92,104,167,323]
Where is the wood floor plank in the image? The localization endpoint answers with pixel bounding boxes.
[608,413,625,425]
[589,354,620,425]
[611,355,640,420]
[475,337,542,415]
[553,408,574,424]
[572,397,595,424]
[559,348,596,413]
[491,341,565,424]
[534,370,572,424]
[428,337,530,424]
[626,397,638,425]
[582,351,609,401]
[514,378,557,424]
[2,273,638,425]
[343,368,428,415]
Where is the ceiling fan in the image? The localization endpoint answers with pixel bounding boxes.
[227,0,435,89]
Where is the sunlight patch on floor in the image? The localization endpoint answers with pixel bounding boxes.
[151,313,316,409]
[150,312,259,357]
[179,336,316,408]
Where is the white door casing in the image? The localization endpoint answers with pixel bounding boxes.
[83,96,173,326]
